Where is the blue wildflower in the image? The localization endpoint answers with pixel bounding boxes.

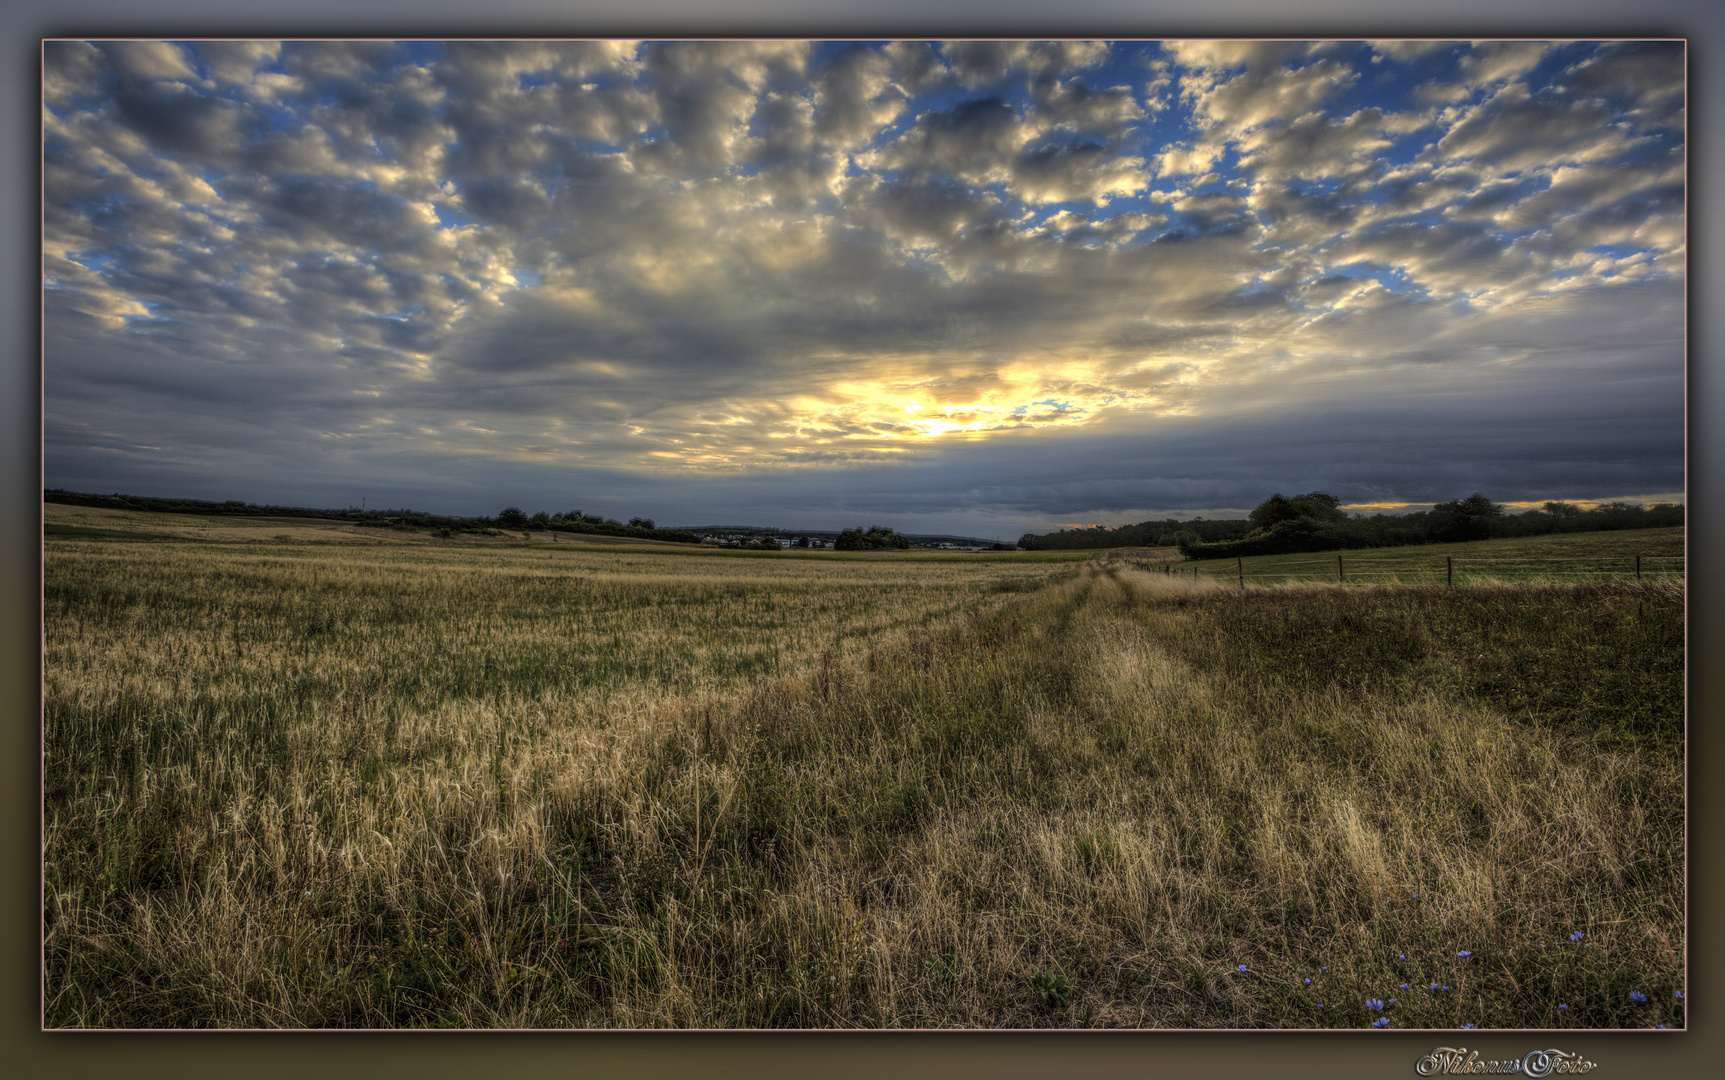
[1320,967,1328,974]
[1656,1025,1667,1029]
[1430,983,1441,991]
[1398,954,1407,961]
[1569,931,1585,943]
[1389,999,1398,1006]
[1367,999,1384,1011]
[1443,986,1452,993]
[1558,1004,1569,1012]
[1303,978,1311,987]
[1457,950,1472,958]
[1373,1016,1391,1027]
[1631,991,1648,1004]
[1238,965,1248,972]
[1461,1024,1474,1030]
[1676,991,1685,1001]
[1400,983,1410,990]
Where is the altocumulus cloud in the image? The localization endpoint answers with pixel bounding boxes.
[43,39,1683,532]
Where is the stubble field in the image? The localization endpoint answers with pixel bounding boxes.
[42,513,1684,1029]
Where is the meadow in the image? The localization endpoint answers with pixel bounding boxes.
[42,510,1685,1029]
[1164,527,1686,587]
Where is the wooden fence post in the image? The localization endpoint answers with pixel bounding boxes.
[1447,556,1453,588]
[1238,556,1244,589]
[1337,555,1343,584]
[1636,555,1641,581]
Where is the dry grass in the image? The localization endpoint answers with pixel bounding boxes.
[43,531,1684,1029]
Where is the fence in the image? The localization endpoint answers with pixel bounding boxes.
[1144,553,1686,587]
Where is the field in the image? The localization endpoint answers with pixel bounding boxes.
[42,509,1685,1029]
[1166,528,1686,587]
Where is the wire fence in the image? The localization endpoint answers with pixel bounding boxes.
[1139,553,1686,587]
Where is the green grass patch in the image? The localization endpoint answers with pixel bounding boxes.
[1175,527,1684,586]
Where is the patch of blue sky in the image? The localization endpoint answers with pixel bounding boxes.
[1083,41,1161,90]
[432,203,476,230]
[1026,398,1084,415]
[1130,102,1197,157]
[369,304,422,322]
[513,269,542,289]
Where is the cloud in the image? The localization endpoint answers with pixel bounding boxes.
[42,39,1685,531]
[1427,81,1634,172]
[1174,45,1357,137]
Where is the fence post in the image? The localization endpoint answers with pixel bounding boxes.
[1238,556,1244,589]
[1447,556,1453,588]
[1337,555,1344,584]
[1636,555,1641,581]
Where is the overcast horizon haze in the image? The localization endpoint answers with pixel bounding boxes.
[43,39,1686,537]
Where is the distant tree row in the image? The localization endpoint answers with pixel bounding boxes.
[1178,493,1683,560]
[42,489,700,544]
[493,507,697,544]
[1016,494,1683,556]
[834,525,911,551]
[1017,516,1252,551]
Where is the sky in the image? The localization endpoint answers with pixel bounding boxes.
[42,39,1685,536]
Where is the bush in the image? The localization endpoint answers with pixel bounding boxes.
[835,526,911,551]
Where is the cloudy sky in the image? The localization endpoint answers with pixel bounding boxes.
[43,39,1684,535]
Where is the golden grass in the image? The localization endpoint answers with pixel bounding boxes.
[43,531,1683,1029]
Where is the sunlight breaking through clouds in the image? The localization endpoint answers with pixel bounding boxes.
[43,39,1684,531]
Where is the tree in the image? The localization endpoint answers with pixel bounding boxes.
[1431,494,1504,542]
[497,506,529,528]
[628,517,656,531]
[835,525,911,551]
[1248,491,1344,533]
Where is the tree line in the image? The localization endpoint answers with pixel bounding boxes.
[44,489,699,544]
[1017,516,1252,551]
[492,507,699,544]
[1017,494,1684,556]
